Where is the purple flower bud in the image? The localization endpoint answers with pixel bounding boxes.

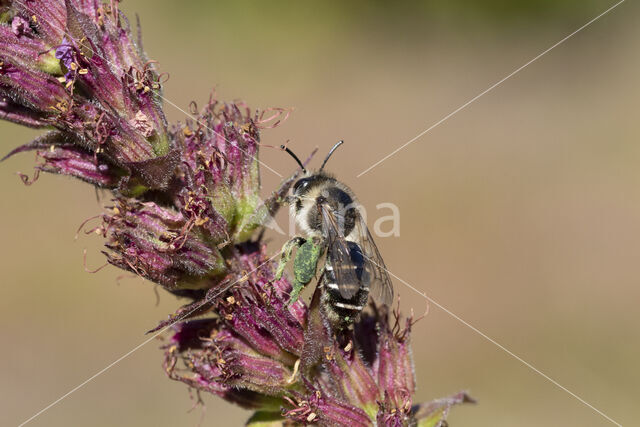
[374,318,416,412]
[0,97,49,127]
[165,323,285,411]
[171,100,263,243]
[1,1,174,190]
[37,143,118,186]
[2,131,121,186]
[284,389,372,427]
[172,320,293,394]
[0,18,70,124]
[102,199,227,292]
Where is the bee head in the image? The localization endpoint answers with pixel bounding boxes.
[292,173,330,197]
[282,141,348,232]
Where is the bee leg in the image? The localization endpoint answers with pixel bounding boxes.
[287,279,305,306]
[288,239,322,305]
[275,236,306,280]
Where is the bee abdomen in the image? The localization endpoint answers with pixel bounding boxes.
[322,260,370,325]
[324,262,362,297]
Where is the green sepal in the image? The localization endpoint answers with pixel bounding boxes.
[246,411,285,427]
[417,409,449,427]
[38,50,63,76]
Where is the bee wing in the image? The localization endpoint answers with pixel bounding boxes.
[320,204,362,300]
[355,216,394,307]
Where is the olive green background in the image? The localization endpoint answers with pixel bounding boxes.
[1,1,638,426]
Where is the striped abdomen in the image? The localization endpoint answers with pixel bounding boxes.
[321,242,371,326]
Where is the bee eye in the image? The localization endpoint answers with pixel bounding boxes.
[294,178,311,193]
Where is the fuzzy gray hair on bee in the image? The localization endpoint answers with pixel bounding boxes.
[275,141,394,329]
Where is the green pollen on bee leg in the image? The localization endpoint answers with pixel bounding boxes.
[287,281,305,306]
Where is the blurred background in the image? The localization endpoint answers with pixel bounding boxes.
[1,1,638,426]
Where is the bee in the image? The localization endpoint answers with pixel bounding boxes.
[275,141,394,328]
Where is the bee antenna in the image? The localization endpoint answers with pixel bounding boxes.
[319,140,344,171]
[280,145,306,173]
